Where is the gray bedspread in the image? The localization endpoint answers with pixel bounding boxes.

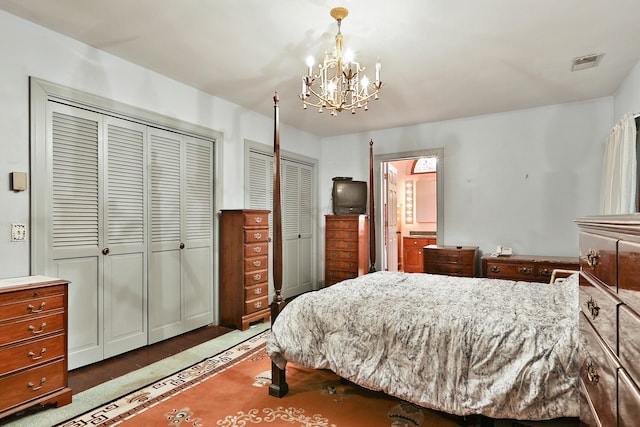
[266,271,579,420]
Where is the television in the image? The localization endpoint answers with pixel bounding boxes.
[332,180,367,215]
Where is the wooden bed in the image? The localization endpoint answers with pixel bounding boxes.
[266,94,579,421]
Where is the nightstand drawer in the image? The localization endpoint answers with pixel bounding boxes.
[0,294,65,322]
[0,359,67,412]
[0,313,65,345]
[0,334,65,375]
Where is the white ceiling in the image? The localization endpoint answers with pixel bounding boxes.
[3,0,640,137]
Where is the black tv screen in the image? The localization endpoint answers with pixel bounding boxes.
[332,180,367,215]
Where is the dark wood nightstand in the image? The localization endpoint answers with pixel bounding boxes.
[423,245,479,277]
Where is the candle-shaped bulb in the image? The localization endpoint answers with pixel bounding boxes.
[306,56,314,76]
[375,61,381,81]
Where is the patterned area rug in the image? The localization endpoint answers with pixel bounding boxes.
[57,330,460,427]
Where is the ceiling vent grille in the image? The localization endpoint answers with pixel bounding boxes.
[571,53,603,71]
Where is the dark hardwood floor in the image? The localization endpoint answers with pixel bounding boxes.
[69,324,233,393]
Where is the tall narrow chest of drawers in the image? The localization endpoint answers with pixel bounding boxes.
[219,209,271,330]
[0,276,72,419]
[325,215,369,287]
[575,215,640,426]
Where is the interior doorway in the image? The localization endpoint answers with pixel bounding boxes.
[376,149,443,272]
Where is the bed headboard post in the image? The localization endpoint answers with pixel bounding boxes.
[369,139,376,272]
[269,92,289,398]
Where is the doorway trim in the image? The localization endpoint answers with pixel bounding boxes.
[374,148,444,272]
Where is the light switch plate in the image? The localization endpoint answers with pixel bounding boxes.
[11,224,27,242]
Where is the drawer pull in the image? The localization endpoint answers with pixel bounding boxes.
[28,302,46,313]
[586,297,600,319]
[253,217,262,223]
[27,378,46,391]
[253,260,262,267]
[254,301,262,309]
[254,232,262,239]
[330,261,336,267]
[253,273,261,281]
[539,268,553,276]
[254,288,262,295]
[517,267,533,274]
[585,248,599,269]
[253,247,262,253]
[490,266,501,273]
[28,348,47,360]
[586,361,599,385]
[29,323,47,334]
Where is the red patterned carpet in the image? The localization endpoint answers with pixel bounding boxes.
[58,330,460,427]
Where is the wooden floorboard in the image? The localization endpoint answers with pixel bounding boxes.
[68,324,233,393]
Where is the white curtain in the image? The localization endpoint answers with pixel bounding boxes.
[599,113,637,215]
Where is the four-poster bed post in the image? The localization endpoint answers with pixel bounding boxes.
[269,93,288,397]
[369,139,376,272]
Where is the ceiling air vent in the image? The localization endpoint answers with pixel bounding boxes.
[571,53,603,71]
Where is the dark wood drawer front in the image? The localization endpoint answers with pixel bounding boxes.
[579,274,620,351]
[425,262,473,277]
[0,285,65,306]
[619,240,640,313]
[244,242,268,258]
[244,269,267,286]
[579,231,618,291]
[326,240,359,250]
[327,250,359,261]
[243,212,269,227]
[326,269,357,282]
[326,229,359,240]
[244,283,267,301]
[0,313,65,345]
[619,305,640,384]
[536,262,579,280]
[0,334,65,375]
[618,367,640,427]
[244,296,268,315]
[425,251,474,264]
[0,294,65,322]
[486,261,535,280]
[579,379,600,427]
[579,312,619,427]
[0,359,66,411]
[326,259,358,272]
[244,256,268,273]
[244,228,269,244]
[326,219,359,230]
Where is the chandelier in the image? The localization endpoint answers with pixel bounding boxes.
[300,7,382,116]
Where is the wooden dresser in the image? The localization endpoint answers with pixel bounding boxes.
[402,236,437,273]
[482,254,579,283]
[219,209,271,330]
[0,276,72,419]
[423,245,478,277]
[575,215,640,426]
[325,215,369,287]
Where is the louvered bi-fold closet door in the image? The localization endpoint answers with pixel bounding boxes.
[47,104,148,369]
[148,128,213,343]
[282,160,314,298]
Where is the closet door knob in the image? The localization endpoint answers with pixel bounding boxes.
[180,243,185,249]
[102,248,110,255]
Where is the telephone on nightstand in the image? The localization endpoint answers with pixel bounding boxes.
[491,245,513,257]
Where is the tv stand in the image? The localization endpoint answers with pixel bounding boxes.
[324,215,369,286]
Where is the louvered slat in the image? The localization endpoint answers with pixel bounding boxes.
[150,134,181,243]
[186,140,212,241]
[51,112,99,248]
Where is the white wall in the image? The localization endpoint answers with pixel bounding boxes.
[614,60,640,119]
[0,11,321,278]
[321,98,613,263]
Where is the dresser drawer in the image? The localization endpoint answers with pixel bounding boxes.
[243,211,269,227]
[619,305,640,384]
[326,259,359,272]
[424,250,474,265]
[0,313,65,345]
[244,283,267,301]
[0,293,65,322]
[618,240,640,313]
[244,228,269,244]
[326,239,359,250]
[579,312,619,426]
[0,333,65,375]
[0,285,66,306]
[244,242,268,258]
[579,273,620,351]
[244,255,268,273]
[425,262,473,277]
[579,379,600,427]
[244,269,268,286]
[244,296,268,315]
[485,260,536,281]
[326,249,359,261]
[326,218,360,230]
[326,229,360,240]
[326,269,357,283]
[579,231,618,291]
[536,261,579,281]
[618,367,640,427]
[0,359,67,412]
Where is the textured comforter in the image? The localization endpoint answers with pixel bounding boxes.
[267,271,579,420]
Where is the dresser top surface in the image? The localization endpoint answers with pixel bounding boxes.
[481,254,579,263]
[0,275,67,290]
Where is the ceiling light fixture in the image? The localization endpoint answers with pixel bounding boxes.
[300,7,382,116]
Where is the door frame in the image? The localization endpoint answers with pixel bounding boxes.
[374,148,444,272]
